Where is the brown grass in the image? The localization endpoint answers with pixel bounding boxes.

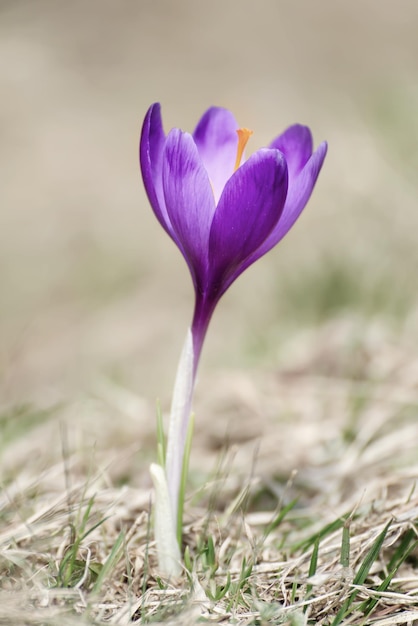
[1,315,418,624]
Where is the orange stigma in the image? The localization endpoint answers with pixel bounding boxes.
[234,127,253,171]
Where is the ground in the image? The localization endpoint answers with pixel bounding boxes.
[1,2,418,624]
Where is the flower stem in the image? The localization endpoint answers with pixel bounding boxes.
[176,411,195,546]
[190,294,217,370]
[165,330,195,532]
[164,294,217,543]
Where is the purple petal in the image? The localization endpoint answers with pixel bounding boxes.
[270,124,313,181]
[207,148,288,296]
[139,103,174,237]
[162,128,216,290]
[193,107,239,203]
[245,141,328,265]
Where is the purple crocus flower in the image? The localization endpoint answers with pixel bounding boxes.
[140,103,327,570]
[141,103,326,359]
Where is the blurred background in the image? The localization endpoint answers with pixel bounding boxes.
[1,0,418,408]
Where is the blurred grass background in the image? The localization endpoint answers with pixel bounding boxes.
[1,0,418,408]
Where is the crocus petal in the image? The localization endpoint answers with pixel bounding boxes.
[193,107,239,203]
[162,128,216,290]
[269,124,313,181]
[140,103,174,237]
[207,148,288,296]
[244,141,328,266]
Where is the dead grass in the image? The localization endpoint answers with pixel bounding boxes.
[1,315,417,625]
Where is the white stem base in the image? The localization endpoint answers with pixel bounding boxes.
[150,462,182,579]
[165,328,195,525]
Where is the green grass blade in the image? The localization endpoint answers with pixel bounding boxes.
[263,497,299,539]
[92,531,125,594]
[140,508,152,624]
[295,513,350,552]
[304,535,320,613]
[360,537,418,619]
[387,528,416,572]
[353,520,391,586]
[330,520,391,626]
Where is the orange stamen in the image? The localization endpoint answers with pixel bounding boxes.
[234,128,253,171]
